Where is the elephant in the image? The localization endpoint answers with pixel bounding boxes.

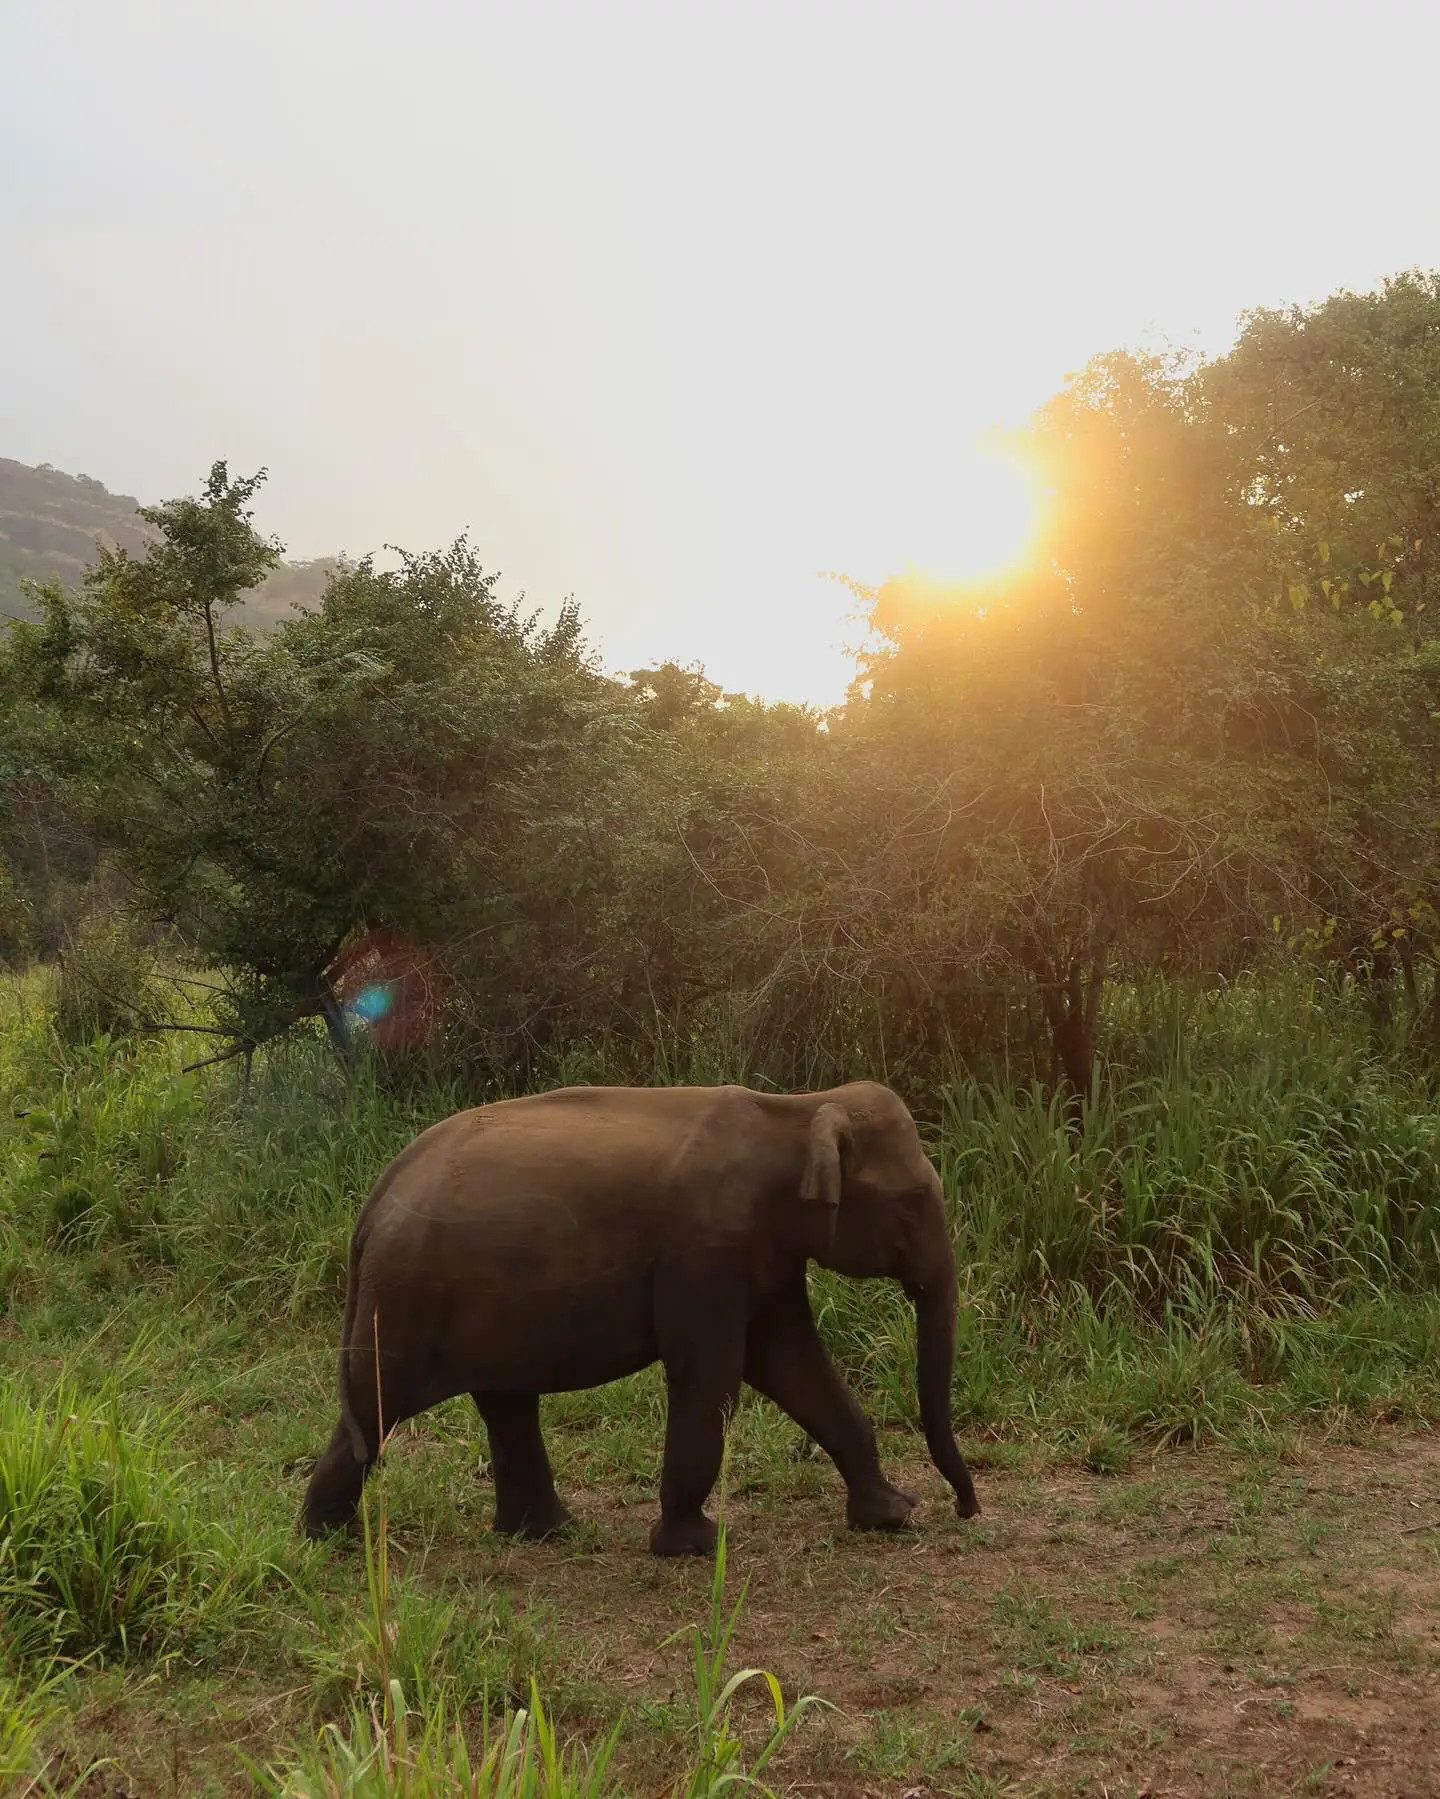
[301,1078,980,1556]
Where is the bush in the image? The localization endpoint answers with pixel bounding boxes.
[0,1378,270,1666]
[52,911,158,1045]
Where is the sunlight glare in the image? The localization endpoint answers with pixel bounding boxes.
[899,445,1041,587]
[704,444,1046,712]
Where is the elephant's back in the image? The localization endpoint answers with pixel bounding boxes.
[354,1084,758,1278]
[371,1083,751,1223]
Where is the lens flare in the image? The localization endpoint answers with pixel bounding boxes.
[328,929,440,1053]
[349,984,394,1025]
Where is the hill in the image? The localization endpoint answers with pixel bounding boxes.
[0,456,338,630]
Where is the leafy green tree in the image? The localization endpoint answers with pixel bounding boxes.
[487,659,836,1084]
[1197,274,1440,1030]
[0,464,613,1063]
[1202,271,1440,615]
[821,340,1439,1093]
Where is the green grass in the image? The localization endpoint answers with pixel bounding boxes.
[1,1659,86,1796]
[263,1681,622,1799]
[0,1374,278,1668]
[3,964,1440,1790]
[261,1441,814,1798]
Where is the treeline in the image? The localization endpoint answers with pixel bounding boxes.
[3,273,1440,1097]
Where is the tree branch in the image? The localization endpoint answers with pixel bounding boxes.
[182,1039,256,1074]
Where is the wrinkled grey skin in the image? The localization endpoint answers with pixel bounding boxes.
[302,1079,980,1556]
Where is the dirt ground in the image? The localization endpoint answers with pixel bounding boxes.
[463,1426,1440,1798]
[45,1424,1440,1797]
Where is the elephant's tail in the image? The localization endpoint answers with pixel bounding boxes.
[337,1215,371,1464]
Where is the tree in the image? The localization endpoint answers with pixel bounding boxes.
[818,335,1440,1095]
[8,270,1440,1098]
[489,659,838,1085]
[1198,274,1440,1032]
[0,464,615,1064]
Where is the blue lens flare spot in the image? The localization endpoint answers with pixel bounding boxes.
[350,984,393,1024]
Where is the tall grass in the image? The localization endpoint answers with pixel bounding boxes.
[269,1432,630,1797]
[5,967,1440,1442]
[268,1679,622,1799]
[929,977,1440,1313]
[1,996,464,1322]
[0,1375,275,1666]
[268,1432,815,1796]
[1,1659,83,1797]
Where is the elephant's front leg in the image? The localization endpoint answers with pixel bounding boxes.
[744,1283,915,1532]
[651,1259,748,1557]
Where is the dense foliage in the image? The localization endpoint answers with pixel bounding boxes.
[3,273,1440,1097]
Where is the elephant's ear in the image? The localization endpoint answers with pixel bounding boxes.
[800,1102,852,1209]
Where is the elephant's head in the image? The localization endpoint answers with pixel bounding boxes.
[797,1082,980,1520]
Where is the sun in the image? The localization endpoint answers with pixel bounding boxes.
[900,444,1041,586]
[681,440,1045,711]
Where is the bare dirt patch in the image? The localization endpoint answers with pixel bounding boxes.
[35,1426,1440,1796]
[426,1426,1440,1796]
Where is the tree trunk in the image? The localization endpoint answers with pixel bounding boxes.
[1031,948,1105,1120]
[317,972,353,1066]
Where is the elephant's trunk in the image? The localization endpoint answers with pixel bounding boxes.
[911,1270,981,1519]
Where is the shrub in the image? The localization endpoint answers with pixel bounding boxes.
[52,911,158,1045]
[0,1378,269,1666]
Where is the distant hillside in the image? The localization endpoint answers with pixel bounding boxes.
[0,457,340,630]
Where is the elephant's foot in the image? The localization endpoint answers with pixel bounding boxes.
[846,1480,917,1532]
[301,1444,370,1541]
[494,1498,575,1541]
[300,1503,361,1542]
[649,1512,719,1558]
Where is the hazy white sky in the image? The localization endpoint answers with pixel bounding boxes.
[3,1,1438,704]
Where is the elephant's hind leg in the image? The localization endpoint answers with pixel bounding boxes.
[301,1345,423,1539]
[302,1414,375,1537]
[472,1392,573,1539]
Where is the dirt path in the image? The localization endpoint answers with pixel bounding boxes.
[459,1427,1440,1796]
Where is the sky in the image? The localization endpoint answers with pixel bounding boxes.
[3,0,1439,706]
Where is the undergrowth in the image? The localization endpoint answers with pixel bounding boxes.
[0,1375,276,1668]
[3,965,1440,1788]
